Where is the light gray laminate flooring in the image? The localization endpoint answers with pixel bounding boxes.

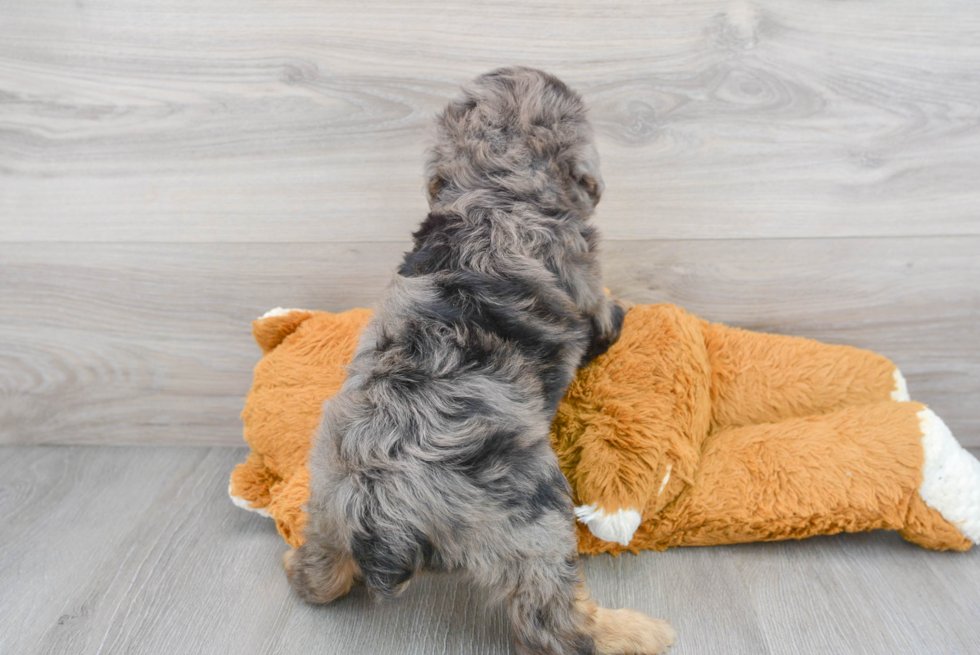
[1,445,978,655]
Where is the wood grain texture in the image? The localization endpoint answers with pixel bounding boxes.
[0,446,978,655]
[2,238,977,447]
[2,0,980,241]
[0,242,400,446]
[731,533,980,655]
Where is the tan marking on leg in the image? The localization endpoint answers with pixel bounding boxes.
[575,584,677,655]
[282,547,297,571]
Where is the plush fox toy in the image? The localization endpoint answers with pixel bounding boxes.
[230,304,980,554]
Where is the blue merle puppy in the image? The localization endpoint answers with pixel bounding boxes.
[283,67,676,655]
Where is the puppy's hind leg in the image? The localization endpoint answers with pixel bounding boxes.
[503,551,675,655]
[283,539,361,604]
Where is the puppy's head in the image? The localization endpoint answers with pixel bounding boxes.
[426,67,603,216]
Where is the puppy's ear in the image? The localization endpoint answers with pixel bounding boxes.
[577,172,603,206]
[571,165,604,208]
[426,176,445,203]
[571,144,604,208]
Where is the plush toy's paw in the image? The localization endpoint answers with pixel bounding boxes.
[574,504,642,546]
[592,607,676,655]
[918,408,980,544]
[228,483,272,518]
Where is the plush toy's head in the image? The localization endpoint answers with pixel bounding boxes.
[230,307,371,545]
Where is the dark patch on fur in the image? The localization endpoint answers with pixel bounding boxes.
[398,213,460,277]
[506,466,573,525]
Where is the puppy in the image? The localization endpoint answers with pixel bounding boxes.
[284,67,676,655]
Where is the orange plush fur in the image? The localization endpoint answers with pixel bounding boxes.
[230,305,976,554]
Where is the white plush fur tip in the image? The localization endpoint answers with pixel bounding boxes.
[917,409,980,543]
[258,307,308,320]
[228,484,273,519]
[574,504,642,546]
[657,464,673,496]
[891,368,910,402]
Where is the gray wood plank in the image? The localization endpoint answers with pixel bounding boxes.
[1,446,978,654]
[0,241,401,447]
[730,532,980,655]
[2,0,979,241]
[2,238,977,446]
[584,546,770,655]
[0,446,513,655]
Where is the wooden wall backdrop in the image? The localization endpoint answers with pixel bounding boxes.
[2,0,979,446]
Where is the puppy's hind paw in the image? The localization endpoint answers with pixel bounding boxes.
[592,607,677,655]
[283,542,360,605]
[282,547,297,573]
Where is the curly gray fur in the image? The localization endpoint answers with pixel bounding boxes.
[286,67,675,655]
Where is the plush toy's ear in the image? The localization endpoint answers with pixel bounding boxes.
[252,307,315,354]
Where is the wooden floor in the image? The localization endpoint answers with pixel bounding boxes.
[1,445,978,655]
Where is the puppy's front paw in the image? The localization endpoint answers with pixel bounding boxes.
[592,607,677,655]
